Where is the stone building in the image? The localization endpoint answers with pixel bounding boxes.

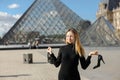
[96,0,120,30]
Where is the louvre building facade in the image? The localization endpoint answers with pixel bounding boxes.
[96,0,120,30]
[2,0,120,46]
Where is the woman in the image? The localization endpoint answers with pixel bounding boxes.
[47,28,98,80]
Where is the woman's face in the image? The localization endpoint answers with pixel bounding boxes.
[66,31,75,44]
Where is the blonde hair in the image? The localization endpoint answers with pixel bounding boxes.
[65,28,85,56]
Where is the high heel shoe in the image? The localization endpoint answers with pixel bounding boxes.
[93,54,105,69]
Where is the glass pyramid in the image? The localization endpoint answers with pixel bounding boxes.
[2,0,88,44]
[80,16,120,46]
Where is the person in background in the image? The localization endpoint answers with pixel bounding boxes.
[28,41,32,49]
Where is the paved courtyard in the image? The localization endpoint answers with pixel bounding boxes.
[0,48,89,80]
[0,47,120,80]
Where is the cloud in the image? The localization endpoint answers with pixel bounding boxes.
[0,11,21,23]
[8,3,19,9]
[13,14,22,19]
[0,23,11,37]
[0,11,21,37]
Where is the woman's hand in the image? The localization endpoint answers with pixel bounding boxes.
[47,47,52,54]
[89,50,98,56]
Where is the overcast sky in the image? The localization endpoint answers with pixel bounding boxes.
[0,0,100,37]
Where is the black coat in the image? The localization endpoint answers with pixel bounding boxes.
[49,44,91,80]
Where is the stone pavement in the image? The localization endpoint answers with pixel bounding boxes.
[0,49,89,80]
[0,47,120,80]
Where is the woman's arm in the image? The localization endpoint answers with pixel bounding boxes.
[47,47,62,67]
[79,55,91,70]
[79,50,98,69]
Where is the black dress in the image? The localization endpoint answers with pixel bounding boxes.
[50,44,91,80]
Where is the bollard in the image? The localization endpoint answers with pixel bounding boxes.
[23,53,33,64]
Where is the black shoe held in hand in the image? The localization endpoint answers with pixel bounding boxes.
[93,54,105,69]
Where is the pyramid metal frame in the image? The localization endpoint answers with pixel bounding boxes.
[2,0,88,44]
[1,0,120,46]
[80,16,120,46]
